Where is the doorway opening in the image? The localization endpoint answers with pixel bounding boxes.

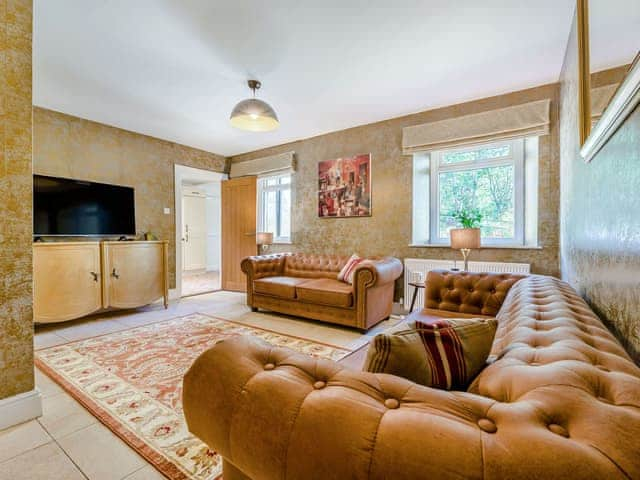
[174,165,226,298]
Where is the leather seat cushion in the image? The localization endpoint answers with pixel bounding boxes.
[253,277,311,299]
[295,278,354,308]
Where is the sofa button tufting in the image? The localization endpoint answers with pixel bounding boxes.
[548,424,569,438]
[313,381,326,390]
[478,418,497,433]
[264,363,275,371]
[384,398,400,409]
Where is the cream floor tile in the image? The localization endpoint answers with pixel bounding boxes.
[52,318,131,342]
[111,307,189,329]
[0,420,52,463]
[38,391,97,439]
[34,330,69,350]
[0,442,85,480]
[57,423,146,480]
[35,367,64,398]
[122,465,166,480]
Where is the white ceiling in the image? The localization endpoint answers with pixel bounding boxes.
[33,1,637,157]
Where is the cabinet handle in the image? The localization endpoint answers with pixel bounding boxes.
[112,268,120,279]
[90,271,99,282]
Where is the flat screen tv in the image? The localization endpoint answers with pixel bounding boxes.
[34,175,135,236]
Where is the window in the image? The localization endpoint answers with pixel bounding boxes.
[258,172,291,243]
[412,138,538,246]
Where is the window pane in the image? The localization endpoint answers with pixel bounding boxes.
[441,145,510,165]
[279,175,291,185]
[263,190,277,235]
[265,177,277,186]
[438,164,514,239]
[279,189,291,239]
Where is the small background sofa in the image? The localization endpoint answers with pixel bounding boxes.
[184,270,640,479]
[241,253,403,330]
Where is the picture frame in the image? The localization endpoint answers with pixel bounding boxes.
[318,154,371,218]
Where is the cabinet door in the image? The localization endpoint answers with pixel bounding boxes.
[33,244,102,323]
[103,242,167,308]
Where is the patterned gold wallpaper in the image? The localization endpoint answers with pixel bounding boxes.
[559,13,640,363]
[231,84,561,297]
[0,0,34,400]
[33,108,227,288]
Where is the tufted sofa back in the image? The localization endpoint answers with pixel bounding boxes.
[283,253,350,279]
[424,269,526,317]
[466,275,640,476]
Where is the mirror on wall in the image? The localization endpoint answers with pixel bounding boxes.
[579,0,640,160]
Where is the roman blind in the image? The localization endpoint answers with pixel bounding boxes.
[591,83,619,125]
[402,99,551,154]
[229,151,295,178]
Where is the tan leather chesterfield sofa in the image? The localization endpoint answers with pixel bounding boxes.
[240,253,403,330]
[184,271,640,480]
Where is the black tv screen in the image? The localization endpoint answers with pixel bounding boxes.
[34,175,135,236]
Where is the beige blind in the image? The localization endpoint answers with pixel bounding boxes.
[591,83,619,125]
[402,99,551,154]
[229,151,295,178]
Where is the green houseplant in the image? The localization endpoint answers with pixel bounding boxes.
[450,208,482,271]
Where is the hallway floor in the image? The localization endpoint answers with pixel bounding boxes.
[181,269,220,296]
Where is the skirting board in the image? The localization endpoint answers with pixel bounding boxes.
[0,389,42,431]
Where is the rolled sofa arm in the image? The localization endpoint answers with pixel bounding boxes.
[353,256,403,289]
[240,254,287,280]
[183,336,494,480]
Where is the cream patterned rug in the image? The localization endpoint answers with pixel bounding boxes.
[35,313,353,480]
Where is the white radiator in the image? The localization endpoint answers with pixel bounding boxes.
[403,258,531,311]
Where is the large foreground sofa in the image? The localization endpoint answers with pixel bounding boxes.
[241,253,403,330]
[184,271,640,479]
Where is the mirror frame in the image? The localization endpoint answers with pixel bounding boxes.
[577,0,591,146]
[578,0,640,162]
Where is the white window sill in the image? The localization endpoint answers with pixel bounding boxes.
[273,241,293,245]
[409,243,543,250]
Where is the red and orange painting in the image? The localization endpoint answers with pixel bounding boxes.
[318,154,371,218]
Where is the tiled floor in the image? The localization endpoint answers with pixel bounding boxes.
[2,291,404,480]
[181,269,220,297]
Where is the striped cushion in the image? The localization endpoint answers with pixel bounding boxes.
[364,318,497,389]
[337,254,366,284]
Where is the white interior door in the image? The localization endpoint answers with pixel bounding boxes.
[182,194,207,271]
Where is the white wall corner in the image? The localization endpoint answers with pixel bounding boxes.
[0,389,43,431]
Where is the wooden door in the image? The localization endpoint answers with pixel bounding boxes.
[102,241,168,308]
[182,194,207,271]
[33,243,102,323]
[221,176,257,291]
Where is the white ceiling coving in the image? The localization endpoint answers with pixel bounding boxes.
[33,1,634,157]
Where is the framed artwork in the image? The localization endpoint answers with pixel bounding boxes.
[318,153,371,218]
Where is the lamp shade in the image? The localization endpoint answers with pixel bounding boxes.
[450,228,481,249]
[230,98,279,132]
[256,232,274,245]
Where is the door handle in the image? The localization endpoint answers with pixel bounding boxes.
[90,271,99,282]
[112,268,120,279]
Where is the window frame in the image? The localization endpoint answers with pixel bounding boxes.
[257,171,292,243]
[428,138,525,246]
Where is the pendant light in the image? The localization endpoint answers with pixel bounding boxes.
[230,80,279,132]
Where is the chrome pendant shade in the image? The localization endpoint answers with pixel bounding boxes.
[230,80,279,132]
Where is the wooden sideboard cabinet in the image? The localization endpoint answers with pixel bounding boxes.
[33,241,169,324]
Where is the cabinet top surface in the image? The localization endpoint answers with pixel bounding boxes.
[34,240,168,247]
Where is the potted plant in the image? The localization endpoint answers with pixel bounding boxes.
[450,209,482,271]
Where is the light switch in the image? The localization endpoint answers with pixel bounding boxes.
[164,207,171,214]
